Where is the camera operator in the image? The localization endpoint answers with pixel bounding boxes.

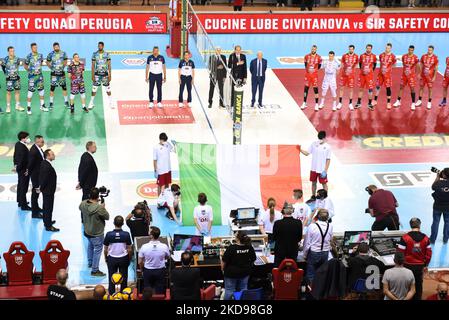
[126,203,151,242]
[80,187,110,277]
[430,168,449,244]
[366,185,400,231]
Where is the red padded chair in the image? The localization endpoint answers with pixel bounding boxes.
[39,240,70,284]
[2,242,35,286]
[201,284,216,300]
[272,259,304,300]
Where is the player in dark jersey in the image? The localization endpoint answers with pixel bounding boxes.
[47,42,69,110]
[24,43,47,115]
[0,46,24,114]
[67,53,88,114]
[88,41,113,109]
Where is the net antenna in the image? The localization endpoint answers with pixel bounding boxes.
[186,1,244,144]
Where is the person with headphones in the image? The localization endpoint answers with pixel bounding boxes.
[366,184,400,231]
[170,251,202,300]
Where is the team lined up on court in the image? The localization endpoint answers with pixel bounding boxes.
[300,43,447,112]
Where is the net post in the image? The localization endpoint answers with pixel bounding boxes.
[181,0,188,58]
[232,85,244,145]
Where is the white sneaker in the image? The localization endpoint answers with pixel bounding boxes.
[336,102,342,110]
[411,103,416,111]
[157,102,163,108]
[393,100,401,108]
[276,3,279,6]
[188,102,192,108]
[319,102,324,109]
[387,102,392,110]
[300,102,308,110]
[349,103,354,110]
[179,102,184,108]
[88,103,94,110]
[427,101,432,110]
[314,104,319,111]
[40,106,49,112]
[332,105,337,112]
[149,102,154,109]
[27,109,32,115]
[415,100,422,107]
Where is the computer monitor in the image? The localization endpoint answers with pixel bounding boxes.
[237,207,256,220]
[173,234,203,253]
[343,231,372,249]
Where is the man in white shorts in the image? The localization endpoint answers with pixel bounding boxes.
[319,51,339,111]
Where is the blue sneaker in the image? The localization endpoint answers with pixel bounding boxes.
[439,99,447,107]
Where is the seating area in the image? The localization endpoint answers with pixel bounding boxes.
[0,240,70,300]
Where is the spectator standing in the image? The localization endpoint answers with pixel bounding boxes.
[272,202,303,266]
[426,283,449,300]
[104,216,132,294]
[233,0,243,10]
[222,232,256,300]
[430,168,449,244]
[300,131,331,202]
[13,131,31,211]
[138,226,170,294]
[258,197,282,242]
[194,193,213,236]
[303,209,333,284]
[382,252,416,300]
[292,189,311,227]
[366,185,400,231]
[80,187,110,277]
[397,218,432,300]
[47,269,76,300]
[171,251,202,300]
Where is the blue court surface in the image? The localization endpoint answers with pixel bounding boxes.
[1,31,448,287]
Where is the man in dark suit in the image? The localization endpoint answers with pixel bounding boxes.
[249,51,268,108]
[228,45,247,107]
[170,251,202,300]
[13,131,31,211]
[28,135,45,219]
[76,141,98,201]
[272,202,303,267]
[208,47,227,108]
[38,149,59,232]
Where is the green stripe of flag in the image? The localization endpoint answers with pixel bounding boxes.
[177,143,222,226]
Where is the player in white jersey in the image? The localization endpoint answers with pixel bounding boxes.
[319,51,340,111]
[194,193,213,236]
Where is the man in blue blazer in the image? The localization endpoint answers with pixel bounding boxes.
[249,51,267,108]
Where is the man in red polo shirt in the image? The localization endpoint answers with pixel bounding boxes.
[366,185,400,231]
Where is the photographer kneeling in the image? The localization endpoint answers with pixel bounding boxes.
[80,187,110,277]
[366,185,400,231]
[126,202,151,242]
[430,167,449,244]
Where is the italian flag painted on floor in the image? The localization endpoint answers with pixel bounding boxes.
[177,143,302,226]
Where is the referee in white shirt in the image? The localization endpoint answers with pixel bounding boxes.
[178,51,195,108]
[300,130,331,202]
[138,226,170,294]
[303,209,333,284]
[145,46,166,108]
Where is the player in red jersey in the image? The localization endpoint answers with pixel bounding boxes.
[439,56,449,107]
[393,45,420,111]
[416,45,438,110]
[337,44,359,111]
[355,44,377,110]
[373,43,397,110]
[301,45,322,111]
